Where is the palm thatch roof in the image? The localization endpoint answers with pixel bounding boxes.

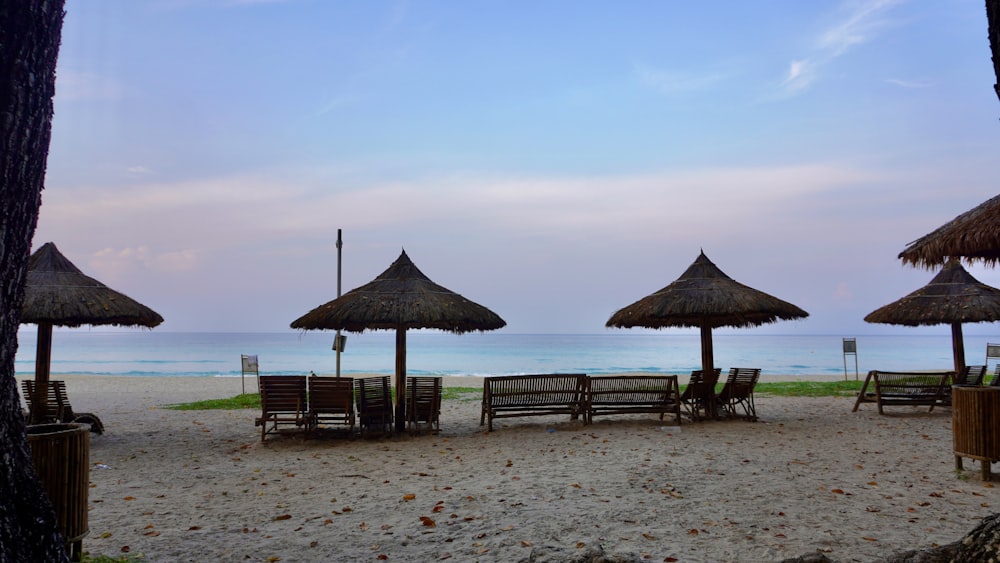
[291,250,506,333]
[898,194,1000,268]
[864,260,1000,374]
[22,242,163,328]
[606,251,809,329]
[864,260,1000,326]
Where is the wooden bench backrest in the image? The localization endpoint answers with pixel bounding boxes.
[308,377,353,413]
[872,370,952,394]
[259,375,307,414]
[485,374,586,407]
[587,375,678,404]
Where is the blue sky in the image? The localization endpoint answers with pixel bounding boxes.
[33,0,1000,335]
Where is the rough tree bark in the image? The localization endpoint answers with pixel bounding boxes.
[989,0,1000,104]
[0,1,69,562]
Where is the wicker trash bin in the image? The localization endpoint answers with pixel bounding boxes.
[952,386,1000,481]
[27,422,90,561]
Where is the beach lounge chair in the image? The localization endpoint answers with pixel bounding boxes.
[990,365,1000,387]
[21,380,105,434]
[678,368,720,421]
[355,376,393,434]
[956,365,987,386]
[716,368,761,421]
[307,376,354,435]
[406,376,442,433]
[255,375,308,441]
[942,365,989,406]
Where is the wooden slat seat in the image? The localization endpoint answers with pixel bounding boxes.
[254,375,308,441]
[407,376,442,433]
[586,375,681,425]
[22,380,104,434]
[852,370,953,415]
[308,377,354,435]
[480,374,586,432]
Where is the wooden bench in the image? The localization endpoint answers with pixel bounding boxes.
[255,375,308,441]
[852,370,953,415]
[480,374,586,432]
[586,375,681,424]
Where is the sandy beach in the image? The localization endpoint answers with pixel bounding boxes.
[17,373,1000,562]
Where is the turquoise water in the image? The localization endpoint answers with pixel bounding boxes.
[13,330,1000,378]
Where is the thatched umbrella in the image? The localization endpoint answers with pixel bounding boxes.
[899,194,1000,268]
[21,242,164,422]
[606,251,808,419]
[290,250,506,432]
[864,260,1000,375]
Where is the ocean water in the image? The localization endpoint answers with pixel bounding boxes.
[12,330,1000,379]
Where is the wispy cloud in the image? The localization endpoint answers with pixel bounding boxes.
[779,0,904,95]
[821,0,902,55]
[885,78,931,88]
[127,166,155,177]
[780,59,814,93]
[632,63,728,95]
[314,94,361,117]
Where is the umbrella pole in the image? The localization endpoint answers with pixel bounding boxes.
[32,322,53,425]
[395,328,407,433]
[700,324,718,420]
[951,322,966,377]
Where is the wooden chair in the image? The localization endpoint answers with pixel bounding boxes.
[22,380,105,434]
[678,368,720,421]
[943,366,989,407]
[407,376,442,433]
[957,365,987,386]
[716,368,762,421]
[355,376,393,434]
[254,375,308,441]
[308,376,354,435]
[989,365,1000,387]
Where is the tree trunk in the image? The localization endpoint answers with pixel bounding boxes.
[0,1,69,562]
[952,512,1000,561]
[989,0,1000,104]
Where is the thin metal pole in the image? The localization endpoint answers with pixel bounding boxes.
[336,229,343,377]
